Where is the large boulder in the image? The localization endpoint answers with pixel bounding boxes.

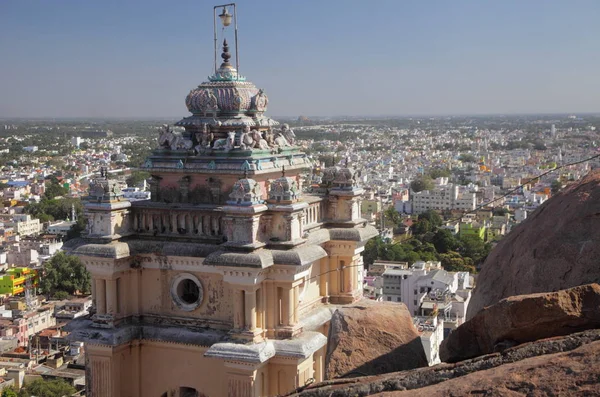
[325,299,428,379]
[467,169,600,319]
[289,329,600,396]
[440,283,600,363]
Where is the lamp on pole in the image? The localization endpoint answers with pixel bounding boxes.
[213,3,239,76]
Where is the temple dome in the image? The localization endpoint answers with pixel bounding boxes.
[227,177,263,206]
[185,39,269,117]
[322,165,355,190]
[268,173,300,204]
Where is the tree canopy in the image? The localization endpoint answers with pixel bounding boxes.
[410,176,434,193]
[13,378,76,397]
[44,178,69,200]
[40,252,91,298]
[126,170,150,188]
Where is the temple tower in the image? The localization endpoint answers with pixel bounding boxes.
[69,5,377,397]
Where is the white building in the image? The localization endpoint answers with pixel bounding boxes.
[381,261,471,321]
[414,315,444,365]
[0,215,41,237]
[121,187,151,201]
[412,184,476,214]
[71,137,83,148]
[47,221,76,236]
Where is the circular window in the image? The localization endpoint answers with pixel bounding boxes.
[171,273,203,311]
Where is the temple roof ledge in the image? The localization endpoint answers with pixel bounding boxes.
[204,341,275,363]
[272,331,327,359]
[73,242,131,259]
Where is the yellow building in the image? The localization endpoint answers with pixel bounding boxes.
[0,267,39,295]
[68,7,377,397]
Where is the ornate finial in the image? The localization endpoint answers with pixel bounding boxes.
[221,39,231,66]
[281,165,286,177]
[345,157,349,167]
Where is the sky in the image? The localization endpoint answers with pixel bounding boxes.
[1,0,599,118]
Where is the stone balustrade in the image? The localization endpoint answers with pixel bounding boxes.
[301,198,325,230]
[130,206,224,240]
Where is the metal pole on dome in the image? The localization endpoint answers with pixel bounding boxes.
[233,3,239,76]
[213,7,218,74]
[214,3,238,76]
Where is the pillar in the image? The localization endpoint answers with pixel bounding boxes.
[319,257,329,298]
[91,279,97,308]
[293,285,299,324]
[95,279,106,315]
[171,214,177,233]
[281,286,290,326]
[244,289,257,331]
[287,286,295,326]
[314,348,324,383]
[266,282,275,331]
[345,259,353,293]
[233,288,244,330]
[106,278,117,314]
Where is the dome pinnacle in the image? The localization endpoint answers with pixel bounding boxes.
[221,39,232,67]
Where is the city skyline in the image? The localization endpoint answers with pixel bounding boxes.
[1,0,599,118]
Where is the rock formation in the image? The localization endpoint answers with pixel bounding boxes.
[325,299,428,379]
[440,283,600,363]
[288,329,600,396]
[467,169,600,319]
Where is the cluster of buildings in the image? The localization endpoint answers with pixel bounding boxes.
[0,294,91,393]
[364,260,472,365]
[301,116,598,243]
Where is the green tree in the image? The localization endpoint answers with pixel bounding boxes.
[363,236,384,266]
[492,207,509,216]
[23,378,76,397]
[410,177,434,193]
[40,252,91,297]
[458,153,477,163]
[53,291,69,300]
[43,179,69,200]
[126,171,150,188]
[458,235,491,266]
[1,387,18,397]
[65,216,86,241]
[551,179,563,195]
[439,251,476,273]
[419,210,443,228]
[432,229,458,253]
[427,167,451,179]
[413,219,432,235]
[384,206,402,228]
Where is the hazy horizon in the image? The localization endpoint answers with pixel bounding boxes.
[2,0,599,118]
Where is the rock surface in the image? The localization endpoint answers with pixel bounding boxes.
[324,299,428,380]
[467,169,600,319]
[440,283,600,363]
[289,329,600,396]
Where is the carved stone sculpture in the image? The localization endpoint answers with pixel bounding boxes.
[213,131,235,151]
[281,123,296,145]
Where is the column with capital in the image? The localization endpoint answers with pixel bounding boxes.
[232,287,245,330]
[293,284,299,324]
[106,278,117,314]
[95,279,106,315]
[244,288,257,331]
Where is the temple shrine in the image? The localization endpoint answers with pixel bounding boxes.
[69,4,377,396]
